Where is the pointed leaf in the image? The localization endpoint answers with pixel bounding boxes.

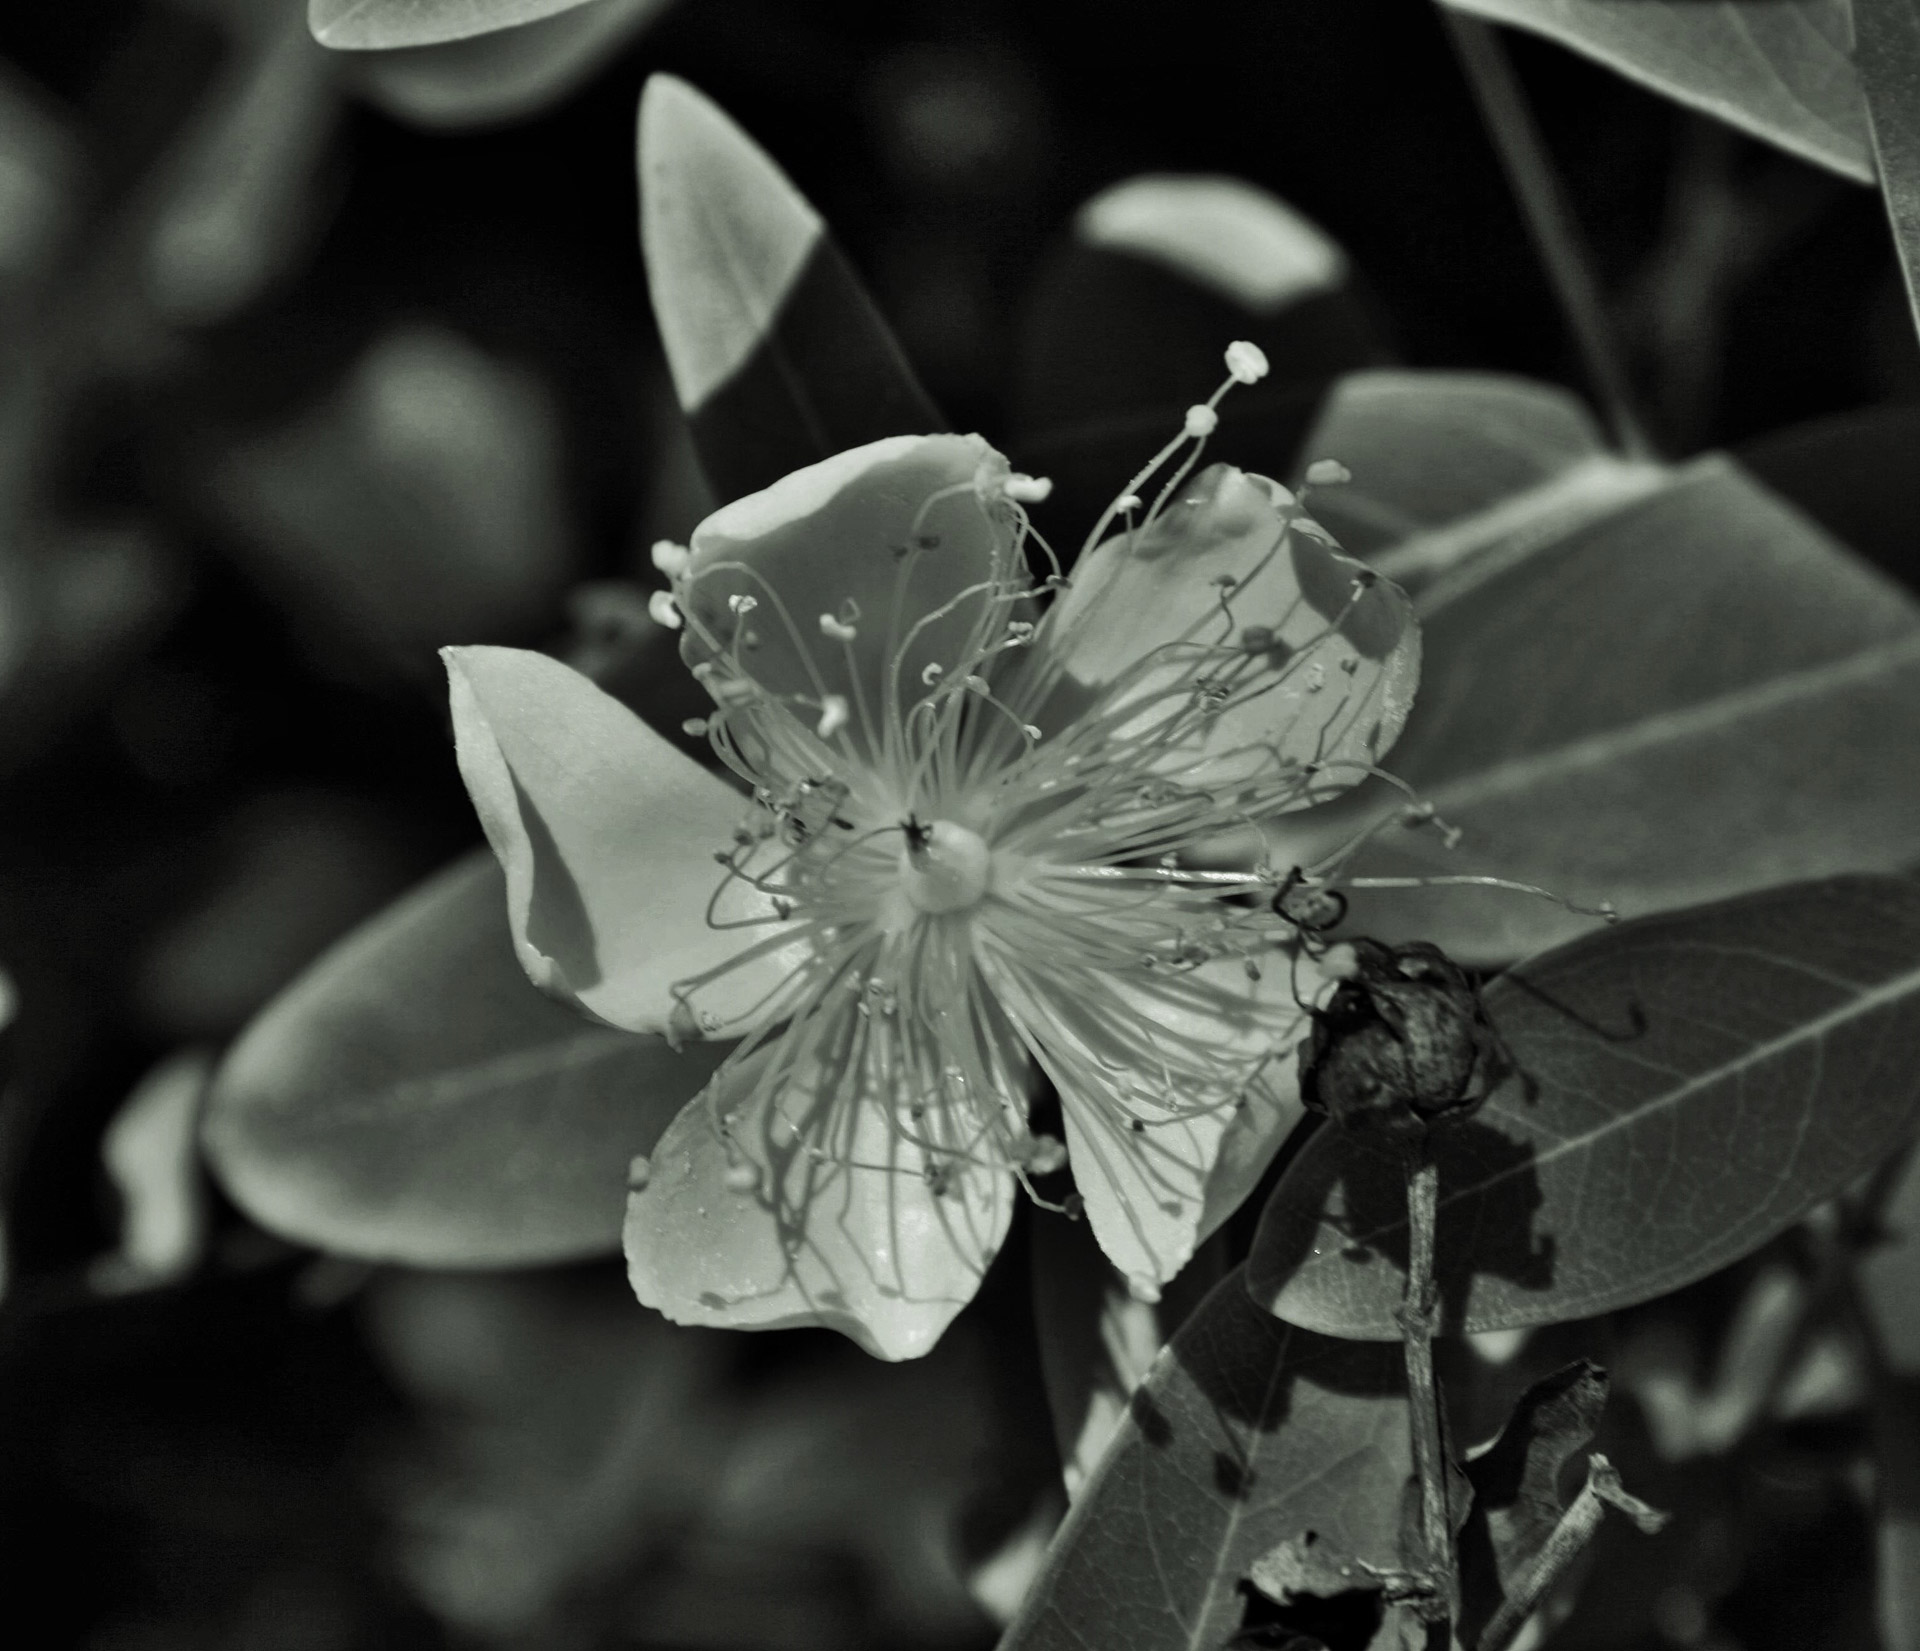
[1439,1,1872,182]
[310,0,600,50]
[1285,452,1920,961]
[1250,876,1920,1337]
[204,851,728,1266]
[1001,1265,1408,1651]
[638,75,942,504]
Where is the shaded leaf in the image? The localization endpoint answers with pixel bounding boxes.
[1440,0,1872,182]
[1281,450,1920,961]
[638,75,941,505]
[347,0,672,128]
[204,850,729,1267]
[1249,876,1920,1337]
[1856,0,1920,351]
[91,1050,214,1293]
[1858,1144,1920,1650]
[310,0,599,50]
[1001,1265,1407,1651]
[1457,1360,1608,1644]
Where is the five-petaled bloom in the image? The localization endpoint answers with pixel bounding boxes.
[443,349,1420,1359]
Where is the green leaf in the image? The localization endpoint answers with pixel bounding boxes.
[1001,1265,1408,1651]
[1281,448,1920,962]
[309,0,601,50]
[347,0,671,129]
[1856,0,1920,351]
[203,850,729,1267]
[1249,876,1920,1338]
[1440,1,1872,182]
[638,75,942,505]
[1859,1144,1920,1650]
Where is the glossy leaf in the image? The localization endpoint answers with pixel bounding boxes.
[1250,877,1920,1338]
[310,0,600,50]
[1001,1265,1408,1651]
[348,0,672,129]
[1281,449,1920,961]
[1440,1,1872,183]
[1857,0,1920,352]
[204,851,729,1266]
[638,75,941,505]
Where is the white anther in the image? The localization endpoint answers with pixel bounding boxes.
[818,612,859,643]
[1006,620,1035,642]
[964,675,990,696]
[1003,473,1054,503]
[728,593,758,615]
[921,661,944,685]
[682,717,709,736]
[1225,340,1270,384]
[1305,458,1352,486]
[816,695,850,738]
[1184,404,1219,438]
[649,539,691,577]
[1116,493,1142,513]
[647,590,682,629]
[1023,724,1042,741]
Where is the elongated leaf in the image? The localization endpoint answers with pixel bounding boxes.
[1441,0,1872,183]
[638,75,941,505]
[310,0,599,50]
[1857,0,1920,352]
[1280,449,1920,961]
[1001,1265,1408,1651]
[203,851,729,1266]
[1249,876,1920,1338]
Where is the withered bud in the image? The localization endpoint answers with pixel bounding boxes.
[1298,939,1511,1137]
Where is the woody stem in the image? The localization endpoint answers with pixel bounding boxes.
[1399,1134,1459,1634]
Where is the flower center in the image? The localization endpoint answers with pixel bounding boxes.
[899,819,992,914]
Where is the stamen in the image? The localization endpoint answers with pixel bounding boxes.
[819,612,859,642]
[1183,404,1219,439]
[650,539,691,577]
[1304,458,1352,487]
[648,591,682,629]
[817,695,849,738]
[1224,340,1269,384]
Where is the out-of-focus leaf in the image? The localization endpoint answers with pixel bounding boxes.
[1029,1210,1224,1499]
[1458,1360,1608,1644]
[0,65,80,299]
[1280,448,1920,961]
[1294,369,1610,565]
[90,1050,213,1292]
[1012,173,1386,538]
[1250,877,1920,1338]
[147,2,338,328]
[1439,1,1872,183]
[1856,0,1920,352]
[638,74,942,505]
[310,0,599,50]
[347,0,672,128]
[203,850,730,1266]
[1001,1265,1407,1651]
[1859,1146,1920,1651]
[213,324,572,672]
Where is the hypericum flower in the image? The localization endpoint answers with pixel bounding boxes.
[443,349,1420,1358]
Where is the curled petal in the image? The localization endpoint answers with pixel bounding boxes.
[445,645,800,1036]
[624,1037,1014,1360]
[1033,463,1419,807]
[681,433,1026,763]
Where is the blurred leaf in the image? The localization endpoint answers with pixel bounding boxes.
[0,64,81,300]
[204,850,730,1266]
[1029,1211,1224,1500]
[90,1050,213,1292]
[1001,1265,1407,1651]
[1012,174,1386,538]
[1856,0,1920,353]
[1280,447,1920,961]
[1439,1,1872,183]
[347,0,672,128]
[213,324,573,672]
[1250,876,1920,1338]
[638,74,942,505]
[310,0,601,50]
[1860,1145,1920,1651]
[1457,1360,1608,1644]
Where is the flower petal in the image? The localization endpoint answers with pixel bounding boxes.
[1033,462,1419,806]
[680,433,1025,762]
[445,645,799,1036]
[1044,955,1313,1296]
[624,1040,1014,1360]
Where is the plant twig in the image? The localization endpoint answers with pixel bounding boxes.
[1436,6,1657,461]
[1399,1134,1459,1631]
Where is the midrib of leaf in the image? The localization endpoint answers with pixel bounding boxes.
[1337,953,1920,1249]
[293,1028,645,1123]
[1403,629,1920,815]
